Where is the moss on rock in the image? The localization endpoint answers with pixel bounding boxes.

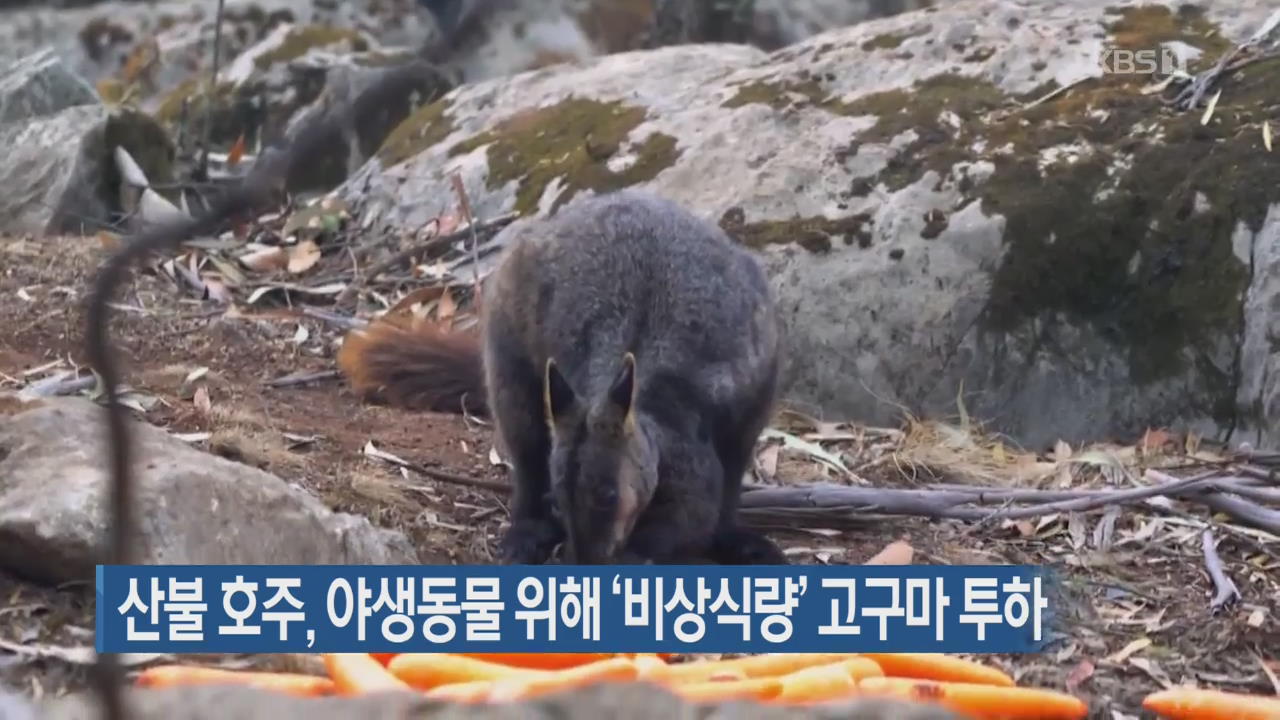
[722,73,859,114]
[719,206,874,252]
[1105,3,1231,64]
[861,26,930,52]
[253,26,370,69]
[726,3,1255,417]
[840,73,1007,190]
[153,77,261,151]
[376,96,457,167]
[97,109,175,215]
[446,97,680,215]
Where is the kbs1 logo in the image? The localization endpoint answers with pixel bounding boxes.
[1098,46,1187,75]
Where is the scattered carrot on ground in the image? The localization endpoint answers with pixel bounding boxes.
[774,658,884,705]
[644,653,865,684]
[128,651,1095,716]
[858,676,1089,719]
[670,676,784,703]
[133,665,336,697]
[858,653,1015,687]
[323,653,413,695]
[1142,686,1280,720]
[387,652,546,690]
[456,652,619,670]
[487,656,639,702]
[423,679,495,703]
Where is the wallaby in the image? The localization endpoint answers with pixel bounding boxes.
[340,189,786,565]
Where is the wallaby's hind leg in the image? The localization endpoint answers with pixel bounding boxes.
[709,375,787,565]
[486,331,563,564]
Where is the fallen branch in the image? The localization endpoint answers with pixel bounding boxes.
[1202,529,1241,613]
[264,369,342,388]
[1198,491,1280,537]
[739,470,1225,519]
[366,450,508,494]
[735,470,1279,534]
[333,213,516,307]
[1167,9,1280,111]
[1148,469,1280,536]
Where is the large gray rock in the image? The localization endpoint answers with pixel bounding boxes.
[335,0,1280,449]
[0,101,171,237]
[0,396,419,586]
[0,47,98,125]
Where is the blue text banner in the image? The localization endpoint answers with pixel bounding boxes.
[96,564,1058,655]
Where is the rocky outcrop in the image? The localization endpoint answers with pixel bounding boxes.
[0,47,98,124]
[0,49,171,236]
[0,395,419,586]
[336,0,1280,449]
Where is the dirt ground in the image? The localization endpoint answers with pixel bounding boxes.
[1,233,1277,718]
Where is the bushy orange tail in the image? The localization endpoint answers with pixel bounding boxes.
[337,316,486,416]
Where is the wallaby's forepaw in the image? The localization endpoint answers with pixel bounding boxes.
[498,520,563,565]
[711,528,788,565]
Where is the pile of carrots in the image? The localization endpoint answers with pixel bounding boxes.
[133,651,1280,719]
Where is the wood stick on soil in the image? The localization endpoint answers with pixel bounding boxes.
[1202,528,1242,612]
[366,450,509,495]
[333,213,516,306]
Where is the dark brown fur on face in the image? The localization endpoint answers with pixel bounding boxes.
[543,353,658,564]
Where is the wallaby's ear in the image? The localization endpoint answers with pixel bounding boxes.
[544,357,577,426]
[606,352,638,427]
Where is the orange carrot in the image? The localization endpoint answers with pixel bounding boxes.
[134,665,335,697]
[706,668,750,682]
[369,653,398,666]
[387,653,546,690]
[423,679,495,703]
[774,659,884,705]
[634,654,672,682]
[323,653,413,695]
[858,676,1088,719]
[487,656,639,702]
[646,653,866,684]
[671,676,784,703]
[859,653,1015,687]
[456,652,619,670]
[1142,687,1280,720]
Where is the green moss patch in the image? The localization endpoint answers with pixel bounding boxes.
[861,26,930,52]
[725,4,1257,417]
[253,26,369,69]
[446,97,680,215]
[722,73,859,114]
[376,96,456,167]
[98,109,175,216]
[840,73,1007,190]
[719,207,874,253]
[1104,3,1231,66]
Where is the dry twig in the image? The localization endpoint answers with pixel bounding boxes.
[332,213,516,307]
[1202,529,1242,613]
